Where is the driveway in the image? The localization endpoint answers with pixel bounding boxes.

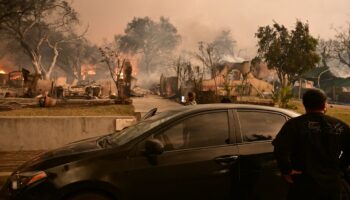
[132,95,182,115]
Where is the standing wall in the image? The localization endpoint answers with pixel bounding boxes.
[0,116,136,151]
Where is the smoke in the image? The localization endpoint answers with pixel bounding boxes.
[135,72,162,89]
[330,65,350,78]
[177,20,222,51]
[132,19,242,89]
[0,57,19,73]
[0,41,33,73]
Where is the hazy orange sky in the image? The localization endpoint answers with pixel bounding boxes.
[73,0,350,58]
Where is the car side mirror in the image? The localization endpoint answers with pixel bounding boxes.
[144,139,164,155]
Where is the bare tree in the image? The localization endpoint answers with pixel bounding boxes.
[57,37,100,81]
[332,23,350,68]
[0,0,81,80]
[44,31,87,80]
[173,55,190,87]
[194,30,236,95]
[0,0,34,24]
[317,39,334,68]
[99,44,128,99]
[195,42,222,95]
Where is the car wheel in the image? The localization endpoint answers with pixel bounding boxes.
[66,192,112,200]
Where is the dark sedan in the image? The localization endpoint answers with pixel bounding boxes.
[0,104,300,200]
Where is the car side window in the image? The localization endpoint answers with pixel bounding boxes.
[237,111,286,142]
[154,111,229,151]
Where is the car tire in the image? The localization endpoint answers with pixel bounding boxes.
[66,192,112,200]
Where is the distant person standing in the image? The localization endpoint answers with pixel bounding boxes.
[184,92,197,106]
[273,89,350,200]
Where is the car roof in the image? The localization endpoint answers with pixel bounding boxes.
[165,104,301,118]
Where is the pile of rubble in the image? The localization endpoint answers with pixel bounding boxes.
[60,80,102,99]
[0,69,157,110]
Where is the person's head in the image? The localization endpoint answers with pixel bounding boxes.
[187,92,196,102]
[302,89,328,113]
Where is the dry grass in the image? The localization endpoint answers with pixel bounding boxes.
[0,104,135,116]
[289,100,350,125]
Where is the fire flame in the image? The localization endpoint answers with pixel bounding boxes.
[130,59,138,76]
[0,58,14,74]
[81,64,96,75]
[87,69,96,75]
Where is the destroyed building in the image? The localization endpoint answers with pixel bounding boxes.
[201,60,274,97]
[0,69,53,98]
[159,57,275,101]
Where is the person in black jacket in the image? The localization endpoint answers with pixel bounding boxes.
[273,89,350,200]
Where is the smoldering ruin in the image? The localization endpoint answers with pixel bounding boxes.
[0,0,350,112]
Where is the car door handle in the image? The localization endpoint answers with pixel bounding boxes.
[214,155,238,165]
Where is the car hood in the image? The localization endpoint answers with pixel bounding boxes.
[16,136,104,172]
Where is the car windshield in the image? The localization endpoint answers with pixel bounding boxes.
[107,110,182,146]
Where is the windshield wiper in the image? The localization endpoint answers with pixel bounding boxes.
[97,135,114,148]
[142,108,157,120]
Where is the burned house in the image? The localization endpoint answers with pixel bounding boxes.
[0,73,8,86]
[159,58,275,103]
[202,60,274,97]
[0,69,53,97]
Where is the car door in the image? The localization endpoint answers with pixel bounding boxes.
[234,109,290,200]
[126,110,239,200]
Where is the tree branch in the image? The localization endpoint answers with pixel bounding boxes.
[338,52,350,67]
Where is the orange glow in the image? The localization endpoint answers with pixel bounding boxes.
[132,63,138,76]
[87,69,96,75]
[0,57,16,74]
[9,72,22,80]
[81,64,96,76]
[129,58,138,76]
